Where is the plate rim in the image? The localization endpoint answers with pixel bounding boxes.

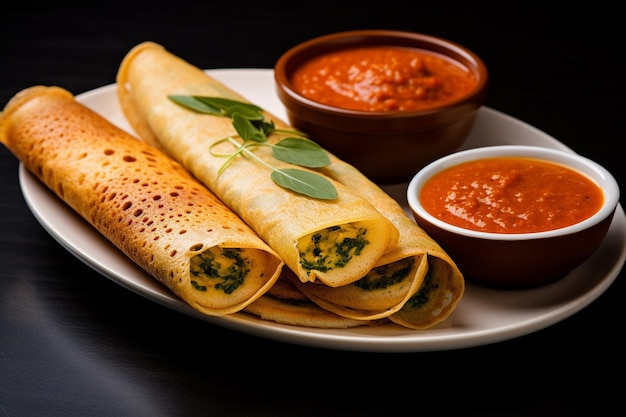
[17,68,626,352]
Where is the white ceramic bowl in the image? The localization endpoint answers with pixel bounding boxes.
[407,145,620,288]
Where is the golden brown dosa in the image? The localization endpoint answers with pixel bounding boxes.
[0,85,284,316]
[116,41,399,288]
[114,41,464,329]
[247,160,465,329]
[320,159,465,329]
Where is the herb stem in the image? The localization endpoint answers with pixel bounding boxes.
[225,137,275,171]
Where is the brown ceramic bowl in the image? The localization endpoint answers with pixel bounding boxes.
[274,30,488,184]
[407,145,620,289]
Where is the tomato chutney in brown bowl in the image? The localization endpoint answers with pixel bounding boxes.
[275,30,488,184]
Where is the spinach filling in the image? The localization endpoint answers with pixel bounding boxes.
[298,224,369,273]
[190,247,250,294]
[355,257,415,291]
[406,266,438,309]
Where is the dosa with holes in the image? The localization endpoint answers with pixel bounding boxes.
[117,41,399,288]
[0,85,284,316]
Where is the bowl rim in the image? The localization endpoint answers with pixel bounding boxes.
[274,29,489,119]
[407,145,620,241]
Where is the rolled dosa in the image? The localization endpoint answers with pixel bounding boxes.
[0,85,284,316]
[319,159,465,329]
[248,159,464,329]
[116,41,399,288]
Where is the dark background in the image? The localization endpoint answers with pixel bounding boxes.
[1,2,623,416]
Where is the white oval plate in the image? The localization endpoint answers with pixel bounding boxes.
[18,69,626,352]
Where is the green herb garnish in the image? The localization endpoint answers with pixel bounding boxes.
[168,95,337,200]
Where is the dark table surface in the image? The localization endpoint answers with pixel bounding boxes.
[1,3,623,416]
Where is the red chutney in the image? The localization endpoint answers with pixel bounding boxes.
[420,157,604,234]
[290,46,477,112]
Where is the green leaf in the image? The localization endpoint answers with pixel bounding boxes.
[168,95,222,115]
[271,169,338,200]
[273,138,331,168]
[195,97,263,113]
[258,119,277,136]
[224,104,264,120]
[232,113,267,143]
[168,95,338,200]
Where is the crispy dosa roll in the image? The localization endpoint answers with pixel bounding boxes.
[116,41,399,288]
[250,157,464,329]
[318,159,465,329]
[0,85,284,316]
